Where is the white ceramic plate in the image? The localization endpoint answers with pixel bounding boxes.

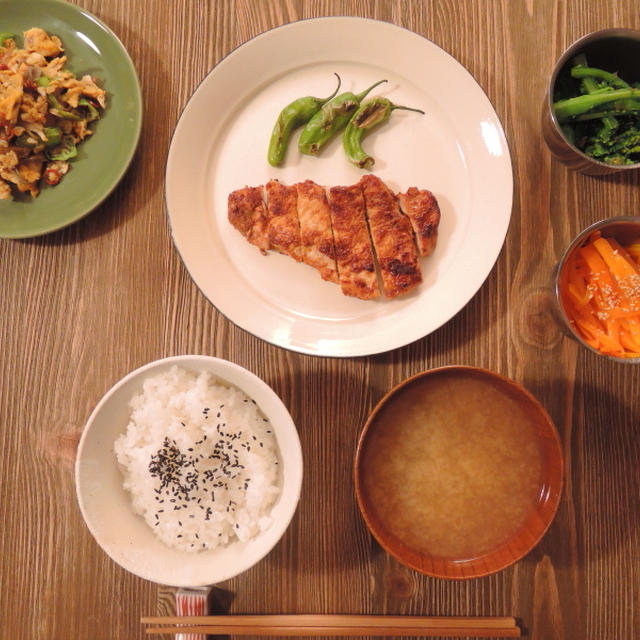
[166,17,513,357]
[75,355,303,587]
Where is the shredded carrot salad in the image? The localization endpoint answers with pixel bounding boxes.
[560,230,640,358]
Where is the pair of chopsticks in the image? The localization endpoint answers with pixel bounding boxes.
[141,614,521,637]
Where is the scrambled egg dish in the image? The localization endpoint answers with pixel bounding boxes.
[0,27,106,199]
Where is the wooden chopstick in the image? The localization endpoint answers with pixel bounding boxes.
[142,615,521,637]
[142,615,517,629]
[144,625,520,637]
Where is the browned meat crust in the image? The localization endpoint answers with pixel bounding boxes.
[228,176,440,301]
[265,179,302,262]
[360,174,422,298]
[227,186,270,254]
[294,180,339,284]
[328,183,380,300]
[397,186,441,257]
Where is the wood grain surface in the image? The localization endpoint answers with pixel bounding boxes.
[1,1,639,639]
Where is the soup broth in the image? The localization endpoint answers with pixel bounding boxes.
[359,371,545,560]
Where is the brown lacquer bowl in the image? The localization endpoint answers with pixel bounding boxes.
[541,28,640,175]
[354,366,563,579]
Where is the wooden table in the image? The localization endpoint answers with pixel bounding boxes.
[2,1,639,638]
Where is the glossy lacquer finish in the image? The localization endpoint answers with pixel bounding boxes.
[354,367,563,580]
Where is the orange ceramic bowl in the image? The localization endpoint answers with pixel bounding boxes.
[354,366,563,579]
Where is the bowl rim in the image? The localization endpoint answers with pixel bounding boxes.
[353,365,564,579]
[74,354,303,587]
[555,216,640,363]
[547,27,640,170]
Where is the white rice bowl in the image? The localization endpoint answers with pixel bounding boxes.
[114,366,281,552]
[75,355,303,587]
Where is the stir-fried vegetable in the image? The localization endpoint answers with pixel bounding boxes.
[0,27,106,199]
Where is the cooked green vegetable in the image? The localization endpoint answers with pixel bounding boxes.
[0,32,14,46]
[342,97,424,169]
[78,97,100,122]
[46,135,77,161]
[553,57,640,165]
[298,79,387,155]
[47,94,82,120]
[267,74,341,166]
[44,127,62,147]
[13,127,61,149]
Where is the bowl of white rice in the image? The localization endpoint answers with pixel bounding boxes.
[75,355,303,587]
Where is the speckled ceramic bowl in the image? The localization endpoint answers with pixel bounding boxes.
[75,355,303,587]
[542,29,640,175]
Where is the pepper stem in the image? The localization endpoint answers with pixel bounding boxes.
[390,105,426,115]
[355,79,388,102]
[323,73,342,103]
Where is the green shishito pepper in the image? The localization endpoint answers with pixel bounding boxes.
[298,79,387,155]
[343,97,424,169]
[268,73,341,167]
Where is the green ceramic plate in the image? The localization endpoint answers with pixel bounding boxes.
[0,0,142,238]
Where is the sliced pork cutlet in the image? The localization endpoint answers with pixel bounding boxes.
[328,183,380,300]
[265,179,302,262]
[227,186,270,254]
[294,180,339,284]
[360,174,422,298]
[397,186,441,257]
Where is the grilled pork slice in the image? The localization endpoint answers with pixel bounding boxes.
[294,180,339,284]
[328,184,380,300]
[227,186,270,254]
[397,186,441,257]
[265,179,303,262]
[360,174,422,298]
